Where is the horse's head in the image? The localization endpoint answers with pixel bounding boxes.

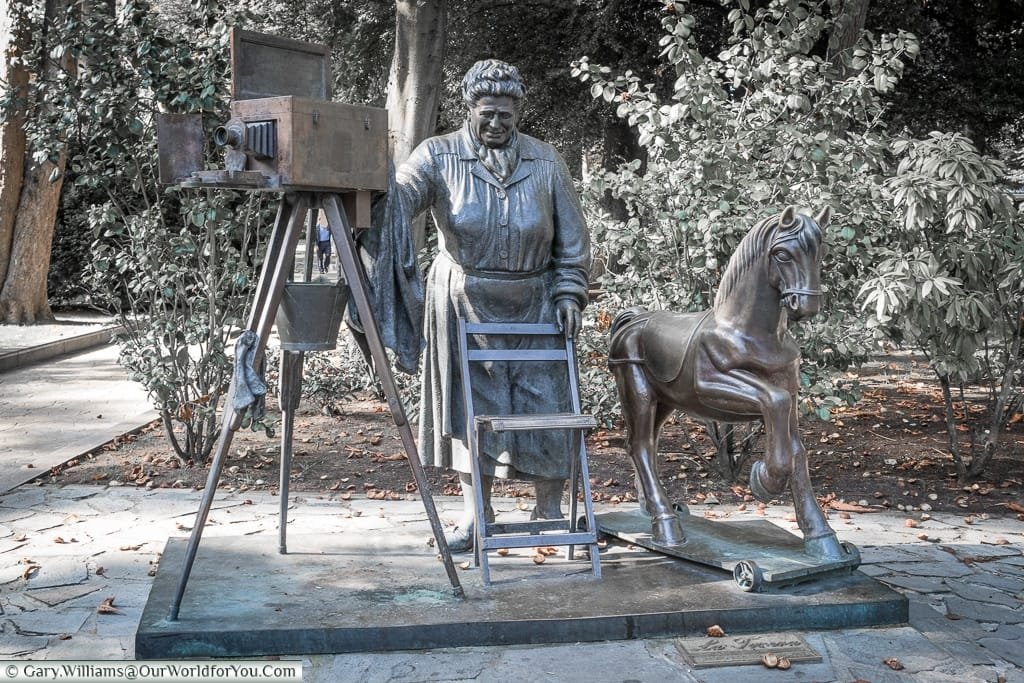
[767,206,830,322]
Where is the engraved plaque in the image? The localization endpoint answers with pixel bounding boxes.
[676,632,822,668]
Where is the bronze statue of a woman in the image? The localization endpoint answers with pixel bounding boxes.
[395,60,591,551]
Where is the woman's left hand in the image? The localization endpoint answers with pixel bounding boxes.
[556,299,582,339]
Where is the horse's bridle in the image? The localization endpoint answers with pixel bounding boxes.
[771,231,824,309]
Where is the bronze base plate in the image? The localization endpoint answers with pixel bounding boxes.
[136,524,905,659]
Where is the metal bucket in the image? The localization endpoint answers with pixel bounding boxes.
[275,282,349,351]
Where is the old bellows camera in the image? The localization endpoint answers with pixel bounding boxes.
[156,29,386,227]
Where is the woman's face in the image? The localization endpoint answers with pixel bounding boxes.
[470,95,518,148]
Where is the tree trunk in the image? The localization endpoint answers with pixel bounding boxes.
[0,0,74,324]
[937,374,969,482]
[386,0,448,165]
[827,0,870,73]
[1,156,67,323]
[385,0,447,247]
[595,113,645,277]
[0,1,29,291]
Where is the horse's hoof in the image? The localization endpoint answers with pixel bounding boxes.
[651,513,686,546]
[748,460,786,502]
[804,533,846,562]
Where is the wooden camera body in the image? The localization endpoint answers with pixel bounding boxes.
[227,96,386,194]
[157,29,385,226]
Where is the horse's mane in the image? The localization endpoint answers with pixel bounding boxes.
[713,211,822,312]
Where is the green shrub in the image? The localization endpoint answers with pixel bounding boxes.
[860,132,1024,481]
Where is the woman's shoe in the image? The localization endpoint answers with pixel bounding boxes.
[445,523,474,553]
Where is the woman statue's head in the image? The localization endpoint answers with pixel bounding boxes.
[462,60,525,149]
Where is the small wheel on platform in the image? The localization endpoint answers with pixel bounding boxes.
[733,559,764,592]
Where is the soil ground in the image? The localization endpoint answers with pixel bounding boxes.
[49,355,1023,519]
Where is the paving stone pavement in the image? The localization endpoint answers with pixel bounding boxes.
[0,483,1020,683]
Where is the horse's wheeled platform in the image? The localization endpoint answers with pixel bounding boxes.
[592,507,860,592]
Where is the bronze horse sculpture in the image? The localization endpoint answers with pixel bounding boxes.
[608,206,849,561]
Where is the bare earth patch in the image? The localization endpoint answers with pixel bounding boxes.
[48,357,1023,518]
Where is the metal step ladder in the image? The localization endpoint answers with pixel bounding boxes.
[457,319,602,585]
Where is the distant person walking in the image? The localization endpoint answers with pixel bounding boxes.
[317,222,332,273]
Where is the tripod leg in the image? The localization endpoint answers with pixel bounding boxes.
[278,349,304,554]
[322,194,464,598]
[248,200,289,329]
[167,195,309,621]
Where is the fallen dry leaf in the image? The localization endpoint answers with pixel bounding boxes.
[761,653,779,668]
[458,561,471,570]
[58,633,72,641]
[1005,501,1024,514]
[883,657,904,671]
[96,597,120,615]
[706,625,726,637]
[777,657,791,670]
[496,548,510,556]
[120,544,143,551]
[531,554,546,565]
[21,563,40,580]
[904,518,918,528]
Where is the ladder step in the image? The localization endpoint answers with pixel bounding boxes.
[479,532,598,550]
[476,413,597,432]
[486,519,575,535]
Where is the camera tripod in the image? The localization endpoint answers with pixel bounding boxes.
[167,191,463,621]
